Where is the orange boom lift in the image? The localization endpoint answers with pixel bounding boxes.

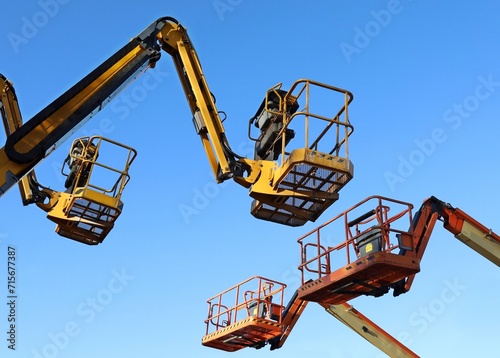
[202,195,499,356]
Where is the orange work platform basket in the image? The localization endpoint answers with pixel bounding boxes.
[297,196,421,304]
[202,276,286,352]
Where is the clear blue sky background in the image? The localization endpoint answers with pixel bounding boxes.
[1,1,499,357]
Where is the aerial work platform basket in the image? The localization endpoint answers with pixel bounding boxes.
[248,79,354,227]
[45,136,137,245]
[202,276,286,352]
[297,196,420,304]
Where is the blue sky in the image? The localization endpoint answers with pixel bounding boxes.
[1,1,499,357]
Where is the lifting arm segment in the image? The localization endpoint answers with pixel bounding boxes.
[268,293,418,356]
[320,302,419,358]
[440,204,500,266]
[0,20,163,196]
[0,75,54,207]
[0,17,257,197]
[268,289,308,350]
[0,74,33,203]
[156,18,246,183]
[399,196,500,293]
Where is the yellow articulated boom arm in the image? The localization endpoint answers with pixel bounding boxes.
[1,17,355,244]
[0,74,34,204]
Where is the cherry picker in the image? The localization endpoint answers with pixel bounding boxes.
[1,17,355,244]
[202,195,499,357]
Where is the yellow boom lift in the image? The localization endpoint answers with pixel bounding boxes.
[202,195,499,356]
[0,17,354,244]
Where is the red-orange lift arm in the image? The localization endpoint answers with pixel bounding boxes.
[268,289,308,350]
[398,196,500,293]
